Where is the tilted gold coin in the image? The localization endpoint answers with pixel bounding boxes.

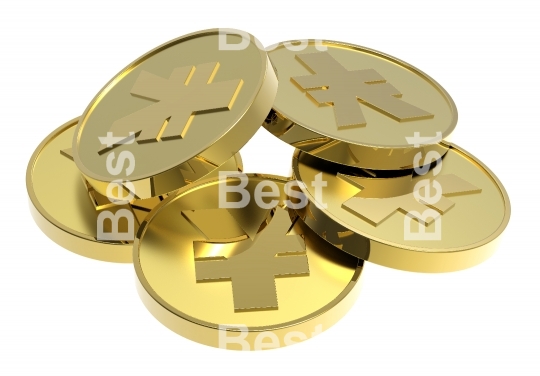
[264,40,457,170]
[135,174,362,350]
[291,145,510,272]
[27,118,243,263]
[74,28,277,199]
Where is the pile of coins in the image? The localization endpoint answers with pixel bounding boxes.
[27,29,510,350]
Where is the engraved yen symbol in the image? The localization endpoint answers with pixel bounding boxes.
[193,207,309,312]
[339,173,481,226]
[102,62,243,149]
[292,52,433,129]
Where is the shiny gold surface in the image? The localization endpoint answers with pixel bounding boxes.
[104,62,243,145]
[135,175,362,349]
[292,144,510,272]
[74,28,277,198]
[27,118,243,263]
[264,40,457,170]
[194,207,310,312]
[291,51,434,128]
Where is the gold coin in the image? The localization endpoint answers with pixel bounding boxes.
[135,174,362,350]
[291,144,510,272]
[264,40,457,170]
[27,118,243,263]
[74,28,276,198]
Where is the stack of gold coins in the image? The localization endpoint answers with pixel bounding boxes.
[26,117,244,263]
[263,40,510,273]
[26,30,510,350]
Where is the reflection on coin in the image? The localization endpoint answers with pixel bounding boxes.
[74,28,277,198]
[27,118,243,263]
[292,145,510,272]
[135,174,362,350]
[264,40,457,170]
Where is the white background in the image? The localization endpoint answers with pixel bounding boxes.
[1,0,538,374]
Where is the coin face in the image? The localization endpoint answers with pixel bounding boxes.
[292,144,510,272]
[74,29,277,198]
[27,118,243,263]
[135,174,362,350]
[264,40,457,170]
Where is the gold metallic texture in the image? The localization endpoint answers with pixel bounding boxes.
[135,174,362,349]
[74,28,277,198]
[291,145,510,272]
[27,118,242,263]
[264,40,457,170]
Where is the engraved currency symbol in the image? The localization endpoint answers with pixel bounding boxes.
[100,62,243,151]
[292,51,433,129]
[339,173,481,226]
[190,207,309,312]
